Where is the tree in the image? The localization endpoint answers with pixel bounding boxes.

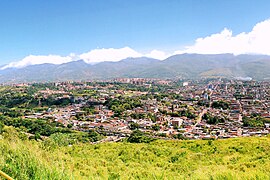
[243,116,265,127]
[127,130,155,143]
[129,122,139,130]
[211,101,229,110]
[88,130,102,142]
[0,121,4,134]
[152,124,160,131]
[203,113,225,124]
[173,133,187,140]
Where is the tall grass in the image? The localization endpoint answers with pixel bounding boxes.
[0,127,71,180]
[1,127,270,179]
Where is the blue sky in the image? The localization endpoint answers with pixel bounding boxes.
[1,0,270,67]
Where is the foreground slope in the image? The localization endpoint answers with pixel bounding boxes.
[1,129,270,180]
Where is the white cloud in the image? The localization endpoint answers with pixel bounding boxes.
[79,47,169,63]
[2,47,170,69]
[3,19,270,69]
[145,50,170,60]
[1,54,76,69]
[175,19,270,55]
[79,47,142,63]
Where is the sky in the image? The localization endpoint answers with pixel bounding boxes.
[1,0,270,68]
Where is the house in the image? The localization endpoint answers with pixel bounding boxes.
[170,117,183,127]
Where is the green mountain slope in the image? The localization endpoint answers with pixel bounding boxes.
[0,54,269,82]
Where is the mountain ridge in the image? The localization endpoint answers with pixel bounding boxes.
[0,54,269,83]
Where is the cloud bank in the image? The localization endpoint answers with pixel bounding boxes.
[79,47,142,63]
[1,47,168,69]
[2,54,76,69]
[176,19,270,55]
[2,18,270,69]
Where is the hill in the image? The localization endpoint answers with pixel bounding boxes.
[1,127,270,179]
[0,54,270,83]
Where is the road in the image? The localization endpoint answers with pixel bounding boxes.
[188,83,214,132]
[188,108,208,133]
[195,108,208,127]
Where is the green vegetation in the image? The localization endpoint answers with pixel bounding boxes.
[0,77,269,179]
[203,113,226,124]
[211,100,230,110]
[1,127,270,179]
[106,96,142,117]
[0,115,102,143]
[1,115,70,136]
[127,130,155,143]
[173,133,188,140]
[243,114,270,127]
[128,122,139,130]
[152,124,160,131]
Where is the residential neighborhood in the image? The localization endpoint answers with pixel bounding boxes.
[6,78,269,141]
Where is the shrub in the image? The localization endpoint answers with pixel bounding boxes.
[127,130,155,143]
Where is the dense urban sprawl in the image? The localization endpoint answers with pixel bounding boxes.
[0,78,269,142]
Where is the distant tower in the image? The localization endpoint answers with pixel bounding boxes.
[204,93,208,100]
[38,98,41,106]
[183,82,189,86]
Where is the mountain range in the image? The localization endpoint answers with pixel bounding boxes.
[0,54,270,83]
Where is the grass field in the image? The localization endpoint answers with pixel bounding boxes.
[1,128,270,180]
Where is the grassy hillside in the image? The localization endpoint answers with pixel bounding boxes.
[1,127,270,179]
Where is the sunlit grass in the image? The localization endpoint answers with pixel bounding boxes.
[1,128,270,179]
